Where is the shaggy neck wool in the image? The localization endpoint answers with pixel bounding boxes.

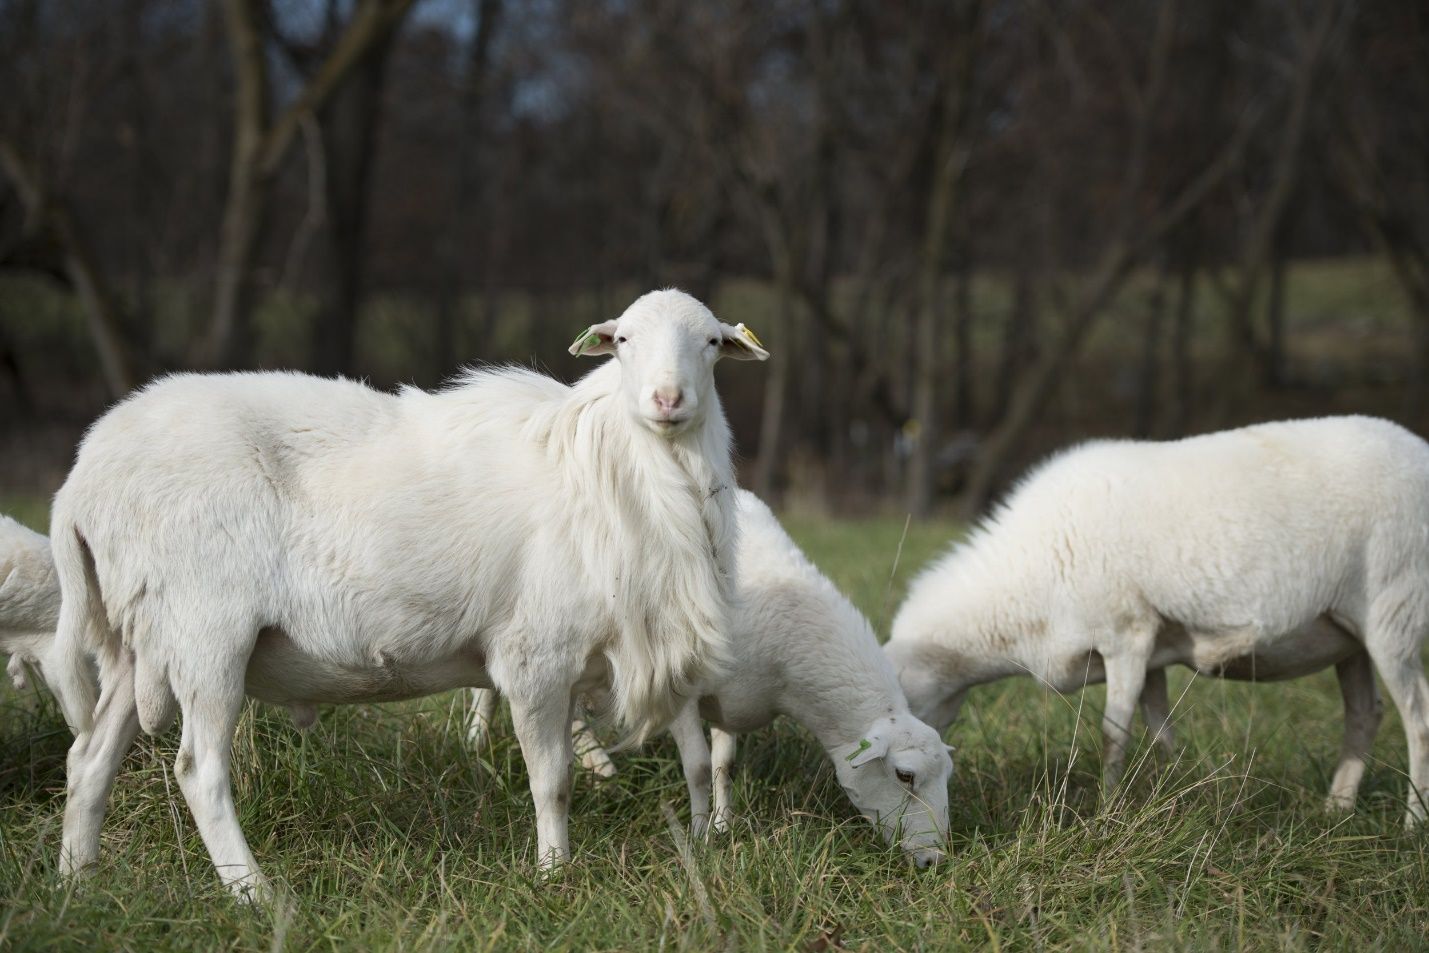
[528,362,737,742]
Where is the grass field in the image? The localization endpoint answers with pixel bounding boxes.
[2,504,1429,951]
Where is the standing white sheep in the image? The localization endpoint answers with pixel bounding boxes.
[469,489,954,865]
[886,416,1429,824]
[48,289,767,899]
[0,515,61,692]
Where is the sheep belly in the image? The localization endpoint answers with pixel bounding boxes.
[1148,615,1361,682]
[1190,617,1361,681]
[243,626,492,706]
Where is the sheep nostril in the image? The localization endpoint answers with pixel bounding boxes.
[653,388,684,415]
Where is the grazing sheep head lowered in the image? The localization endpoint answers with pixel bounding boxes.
[570,288,768,436]
[833,714,954,868]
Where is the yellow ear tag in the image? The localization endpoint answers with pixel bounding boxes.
[736,323,764,348]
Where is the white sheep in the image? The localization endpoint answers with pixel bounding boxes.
[0,515,61,692]
[886,416,1429,824]
[469,489,954,865]
[47,289,767,899]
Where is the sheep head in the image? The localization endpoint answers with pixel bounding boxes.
[570,289,768,437]
[832,714,954,868]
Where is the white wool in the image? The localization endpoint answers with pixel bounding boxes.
[693,490,952,862]
[49,288,764,895]
[54,324,737,739]
[887,415,1429,823]
[470,488,955,864]
[0,515,61,691]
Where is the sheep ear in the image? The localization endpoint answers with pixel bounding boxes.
[719,322,770,361]
[569,321,619,357]
[846,734,890,769]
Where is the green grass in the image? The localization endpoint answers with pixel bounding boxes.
[3,506,1429,951]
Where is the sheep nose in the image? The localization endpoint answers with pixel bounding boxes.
[909,846,946,869]
[652,388,684,416]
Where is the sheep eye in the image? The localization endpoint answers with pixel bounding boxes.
[616,335,628,345]
[895,768,915,785]
[707,337,719,347]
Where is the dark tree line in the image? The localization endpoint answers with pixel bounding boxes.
[2,0,1427,514]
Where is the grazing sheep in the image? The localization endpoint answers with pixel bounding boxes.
[48,289,767,899]
[469,489,954,866]
[1,515,61,693]
[886,416,1429,824]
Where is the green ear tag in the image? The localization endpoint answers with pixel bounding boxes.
[845,738,872,762]
[570,330,601,356]
[736,323,764,348]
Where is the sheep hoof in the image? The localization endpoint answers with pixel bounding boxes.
[1323,794,1356,813]
[228,875,275,906]
[6,655,27,691]
[582,756,618,781]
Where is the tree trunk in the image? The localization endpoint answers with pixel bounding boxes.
[990,252,1036,428]
[206,0,270,368]
[309,30,397,376]
[1265,227,1289,388]
[0,141,138,398]
[952,246,974,429]
[1168,245,1199,437]
[1133,270,1167,438]
[206,0,418,369]
[432,0,503,382]
[1217,1,1338,389]
[904,13,975,518]
[752,261,795,500]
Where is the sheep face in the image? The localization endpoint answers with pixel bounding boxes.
[570,289,768,436]
[833,715,953,868]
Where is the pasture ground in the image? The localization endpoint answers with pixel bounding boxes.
[2,503,1428,951]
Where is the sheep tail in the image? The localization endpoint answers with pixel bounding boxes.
[48,517,104,736]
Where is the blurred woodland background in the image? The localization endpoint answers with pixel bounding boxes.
[1,0,1427,517]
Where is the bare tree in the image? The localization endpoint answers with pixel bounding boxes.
[1207,0,1345,395]
[205,0,416,368]
[1329,1,1429,421]
[905,0,981,516]
[959,0,1261,517]
[0,141,137,397]
[431,0,505,383]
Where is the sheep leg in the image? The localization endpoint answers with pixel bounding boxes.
[508,690,575,869]
[1326,649,1383,811]
[466,687,499,751]
[60,651,140,876]
[710,726,737,834]
[667,703,714,838]
[1139,668,1176,760]
[1101,653,1149,793]
[1362,615,1429,826]
[571,714,617,780]
[174,677,267,901]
